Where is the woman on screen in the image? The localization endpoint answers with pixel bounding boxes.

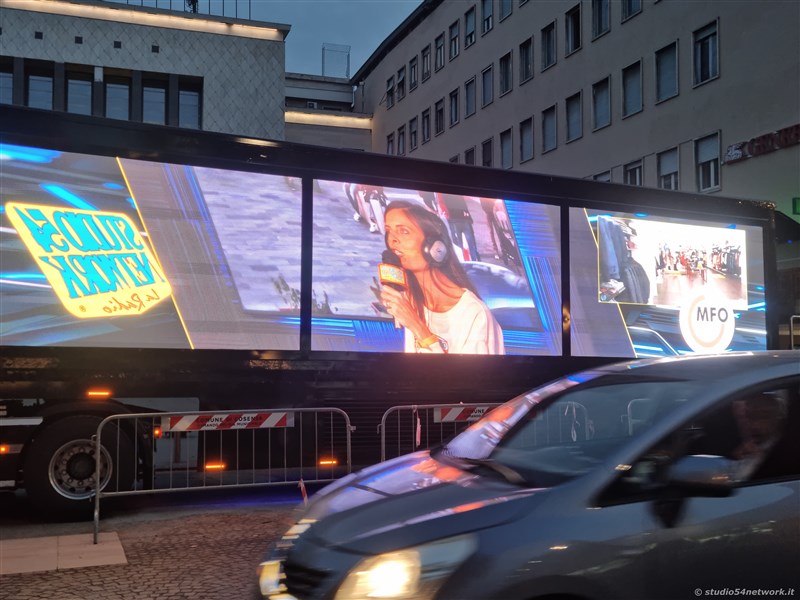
[380,200,505,355]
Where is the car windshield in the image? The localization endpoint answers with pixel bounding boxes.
[440,375,703,486]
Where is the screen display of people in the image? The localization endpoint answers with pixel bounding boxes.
[309,180,563,355]
[1,144,302,349]
[569,208,766,357]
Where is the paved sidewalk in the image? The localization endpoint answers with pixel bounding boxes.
[0,504,296,599]
[0,532,126,575]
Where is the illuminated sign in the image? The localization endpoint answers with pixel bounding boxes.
[678,292,736,354]
[724,123,800,164]
[6,203,172,318]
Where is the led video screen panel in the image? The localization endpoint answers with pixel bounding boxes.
[310,180,562,355]
[1,144,302,349]
[570,208,766,357]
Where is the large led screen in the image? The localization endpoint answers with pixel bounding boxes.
[570,208,766,357]
[1,144,302,349]
[310,180,562,355]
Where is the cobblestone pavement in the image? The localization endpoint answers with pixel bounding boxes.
[0,494,299,600]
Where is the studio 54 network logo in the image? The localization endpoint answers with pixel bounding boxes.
[7,202,172,318]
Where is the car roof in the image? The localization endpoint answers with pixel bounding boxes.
[588,351,800,384]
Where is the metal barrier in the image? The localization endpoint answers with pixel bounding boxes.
[94,407,351,542]
[379,403,502,462]
[791,315,800,350]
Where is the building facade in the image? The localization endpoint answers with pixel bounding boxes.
[352,0,799,230]
[0,0,289,139]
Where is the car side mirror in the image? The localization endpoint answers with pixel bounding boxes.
[667,455,736,497]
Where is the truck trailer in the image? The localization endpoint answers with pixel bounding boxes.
[0,106,780,516]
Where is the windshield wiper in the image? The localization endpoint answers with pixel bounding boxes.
[456,457,525,485]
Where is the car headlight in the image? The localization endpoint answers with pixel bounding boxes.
[334,534,477,600]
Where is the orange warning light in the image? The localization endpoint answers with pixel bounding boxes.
[0,445,9,454]
[153,427,163,439]
[87,389,112,399]
[205,462,226,471]
[319,458,338,466]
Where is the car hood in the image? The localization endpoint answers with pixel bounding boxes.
[298,451,545,553]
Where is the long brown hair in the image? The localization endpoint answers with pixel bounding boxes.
[384,200,480,320]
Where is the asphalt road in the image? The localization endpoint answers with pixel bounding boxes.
[0,486,315,599]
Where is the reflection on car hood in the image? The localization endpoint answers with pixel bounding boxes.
[301,451,545,551]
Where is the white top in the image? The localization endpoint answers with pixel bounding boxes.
[404,289,505,355]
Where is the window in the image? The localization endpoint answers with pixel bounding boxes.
[519,38,533,83]
[542,105,557,152]
[622,60,642,117]
[481,65,494,106]
[592,0,609,38]
[656,42,678,102]
[464,146,476,165]
[696,133,720,191]
[435,34,445,71]
[500,128,512,169]
[520,117,534,162]
[657,148,679,190]
[465,7,476,47]
[409,57,419,90]
[693,21,718,85]
[566,92,582,141]
[499,52,512,95]
[594,171,611,182]
[0,69,12,105]
[592,76,611,129]
[27,73,53,110]
[541,22,556,70]
[105,79,130,120]
[422,108,431,142]
[435,98,445,134]
[386,133,394,155]
[450,88,459,126]
[422,45,432,81]
[624,160,643,186]
[449,22,460,60]
[465,77,476,117]
[565,5,581,55]
[397,67,406,100]
[178,85,201,129]
[499,0,512,21]
[386,76,395,109]
[622,0,642,21]
[409,117,418,150]
[449,155,460,164]
[66,73,92,115]
[397,126,406,156]
[143,82,167,125]
[482,137,493,167]
[482,0,493,34]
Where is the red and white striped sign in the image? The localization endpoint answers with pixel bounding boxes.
[161,412,294,432]
[433,406,489,423]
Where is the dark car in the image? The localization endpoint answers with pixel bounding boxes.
[257,352,800,600]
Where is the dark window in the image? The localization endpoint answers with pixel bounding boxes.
[449,21,460,60]
[143,82,167,125]
[449,88,459,126]
[409,116,418,150]
[422,108,431,142]
[27,73,53,110]
[409,57,418,90]
[482,0,493,33]
[482,65,493,106]
[622,61,642,117]
[542,105,557,152]
[520,117,533,162]
[434,98,444,134]
[499,0,512,21]
[565,5,581,55]
[179,83,201,129]
[465,77,476,117]
[481,137,493,167]
[693,22,718,85]
[465,7,476,47]
[519,38,533,83]
[499,52,512,95]
[1,69,14,105]
[465,146,476,165]
[622,0,642,21]
[421,45,432,81]
[105,79,130,120]
[592,0,609,37]
[435,34,445,70]
[397,67,406,100]
[66,75,92,115]
[542,22,556,70]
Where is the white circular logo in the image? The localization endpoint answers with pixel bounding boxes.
[679,292,736,354]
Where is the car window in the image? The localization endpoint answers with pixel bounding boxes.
[464,379,701,487]
[603,378,800,504]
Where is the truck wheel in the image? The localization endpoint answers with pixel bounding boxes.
[23,415,135,519]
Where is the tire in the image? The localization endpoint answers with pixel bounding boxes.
[22,415,135,520]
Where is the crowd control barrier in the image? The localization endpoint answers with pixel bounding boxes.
[379,403,502,462]
[93,407,351,542]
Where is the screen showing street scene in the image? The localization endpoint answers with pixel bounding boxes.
[0,144,302,349]
[310,179,562,355]
[569,208,766,358]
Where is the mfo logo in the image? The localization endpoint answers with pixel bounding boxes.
[6,202,172,318]
[679,292,736,354]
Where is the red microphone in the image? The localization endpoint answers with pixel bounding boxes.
[378,250,406,328]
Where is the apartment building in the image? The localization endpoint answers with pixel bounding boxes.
[0,0,290,139]
[353,0,799,229]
